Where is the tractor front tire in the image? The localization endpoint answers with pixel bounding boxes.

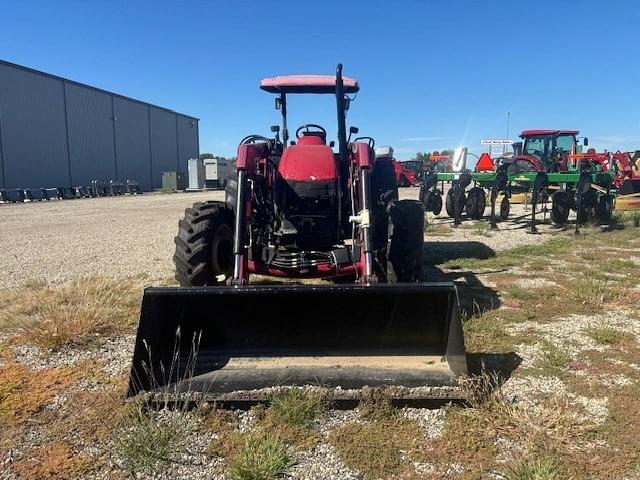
[173,201,234,286]
[387,200,424,282]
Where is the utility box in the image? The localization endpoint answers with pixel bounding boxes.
[161,171,188,191]
[203,158,232,189]
[186,158,205,191]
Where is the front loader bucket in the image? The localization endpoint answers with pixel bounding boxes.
[127,283,467,404]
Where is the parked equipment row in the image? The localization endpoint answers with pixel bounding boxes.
[0,179,141,203]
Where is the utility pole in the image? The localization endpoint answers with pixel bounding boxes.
[504,111,511,154]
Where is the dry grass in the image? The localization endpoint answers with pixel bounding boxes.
[0,276,141,349]
[329,417,422,480]
[14,441,93,480]
[0,359,76,426]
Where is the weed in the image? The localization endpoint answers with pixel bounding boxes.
[228,433,294,480]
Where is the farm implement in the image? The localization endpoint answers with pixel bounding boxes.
[128,65,467,404]
[420,130,617,233]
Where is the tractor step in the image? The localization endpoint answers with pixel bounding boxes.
[127,283,467,403]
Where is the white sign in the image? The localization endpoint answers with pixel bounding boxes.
[481,139,513,145]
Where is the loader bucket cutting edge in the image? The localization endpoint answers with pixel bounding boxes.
[127,283,467,402]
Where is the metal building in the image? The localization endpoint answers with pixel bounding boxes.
[0,59,199,192]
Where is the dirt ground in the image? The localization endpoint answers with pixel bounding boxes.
[1,188,639,480]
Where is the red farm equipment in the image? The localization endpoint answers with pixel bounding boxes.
[128,65,467,404]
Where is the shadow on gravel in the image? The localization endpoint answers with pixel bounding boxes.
[422,241,522,381]
[422,241,500,312]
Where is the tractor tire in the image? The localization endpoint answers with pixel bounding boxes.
[595,194,614,225]
[387,200,424,282]
[499,196,510,221]
[465,187,486,220]
[445,189,466,219]
[173,201,234,286]
[551,191,570,225]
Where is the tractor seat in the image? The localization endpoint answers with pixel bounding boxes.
[297,134,326,146]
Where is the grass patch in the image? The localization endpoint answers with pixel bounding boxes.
[112,402,196,475]
[329,417,422,479]
[539,341,572,376]
[228,433,294,480]
[0,277,141,349]
[501,456,565,480]
[585,327,628,345]
[566,277,618,306]
[268,389,324,428]
[424,220,452,236]
[463,309,526,353]
[506,287,538,301]
[14,442,92,480]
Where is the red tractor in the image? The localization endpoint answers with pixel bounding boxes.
[394,160,423,187]
[128,65,466,403]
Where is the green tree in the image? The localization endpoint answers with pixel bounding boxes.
[199,152,215,160]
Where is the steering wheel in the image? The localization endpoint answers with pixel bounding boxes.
[240,135,273,148]
[295,124,327,139]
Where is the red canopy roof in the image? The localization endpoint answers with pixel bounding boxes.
[520,129,579,137]
[260,75,359,94]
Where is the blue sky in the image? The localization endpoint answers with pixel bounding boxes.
[1,0,639,158]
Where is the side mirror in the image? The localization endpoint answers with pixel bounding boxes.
[271,125,280,133]
[347,126,359,143]
[329,141,335,148]
[583,137,589,146]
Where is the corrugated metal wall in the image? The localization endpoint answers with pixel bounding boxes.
[150,107,178,189]
[0,60,198,191]
[66,83,117,186]
[0,62,70,189]
[177,114,199,176]
[114,97,152,191]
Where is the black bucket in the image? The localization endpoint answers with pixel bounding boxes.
[127,283,467,402]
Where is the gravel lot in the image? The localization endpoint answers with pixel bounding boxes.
[1,188,563,288]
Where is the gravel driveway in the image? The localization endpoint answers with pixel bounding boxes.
[1,188,558,288]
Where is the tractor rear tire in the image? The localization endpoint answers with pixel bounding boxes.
[173,201,234,286]
[551,191,570,225]
[465,187,486,220]
[387,200,424,282]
